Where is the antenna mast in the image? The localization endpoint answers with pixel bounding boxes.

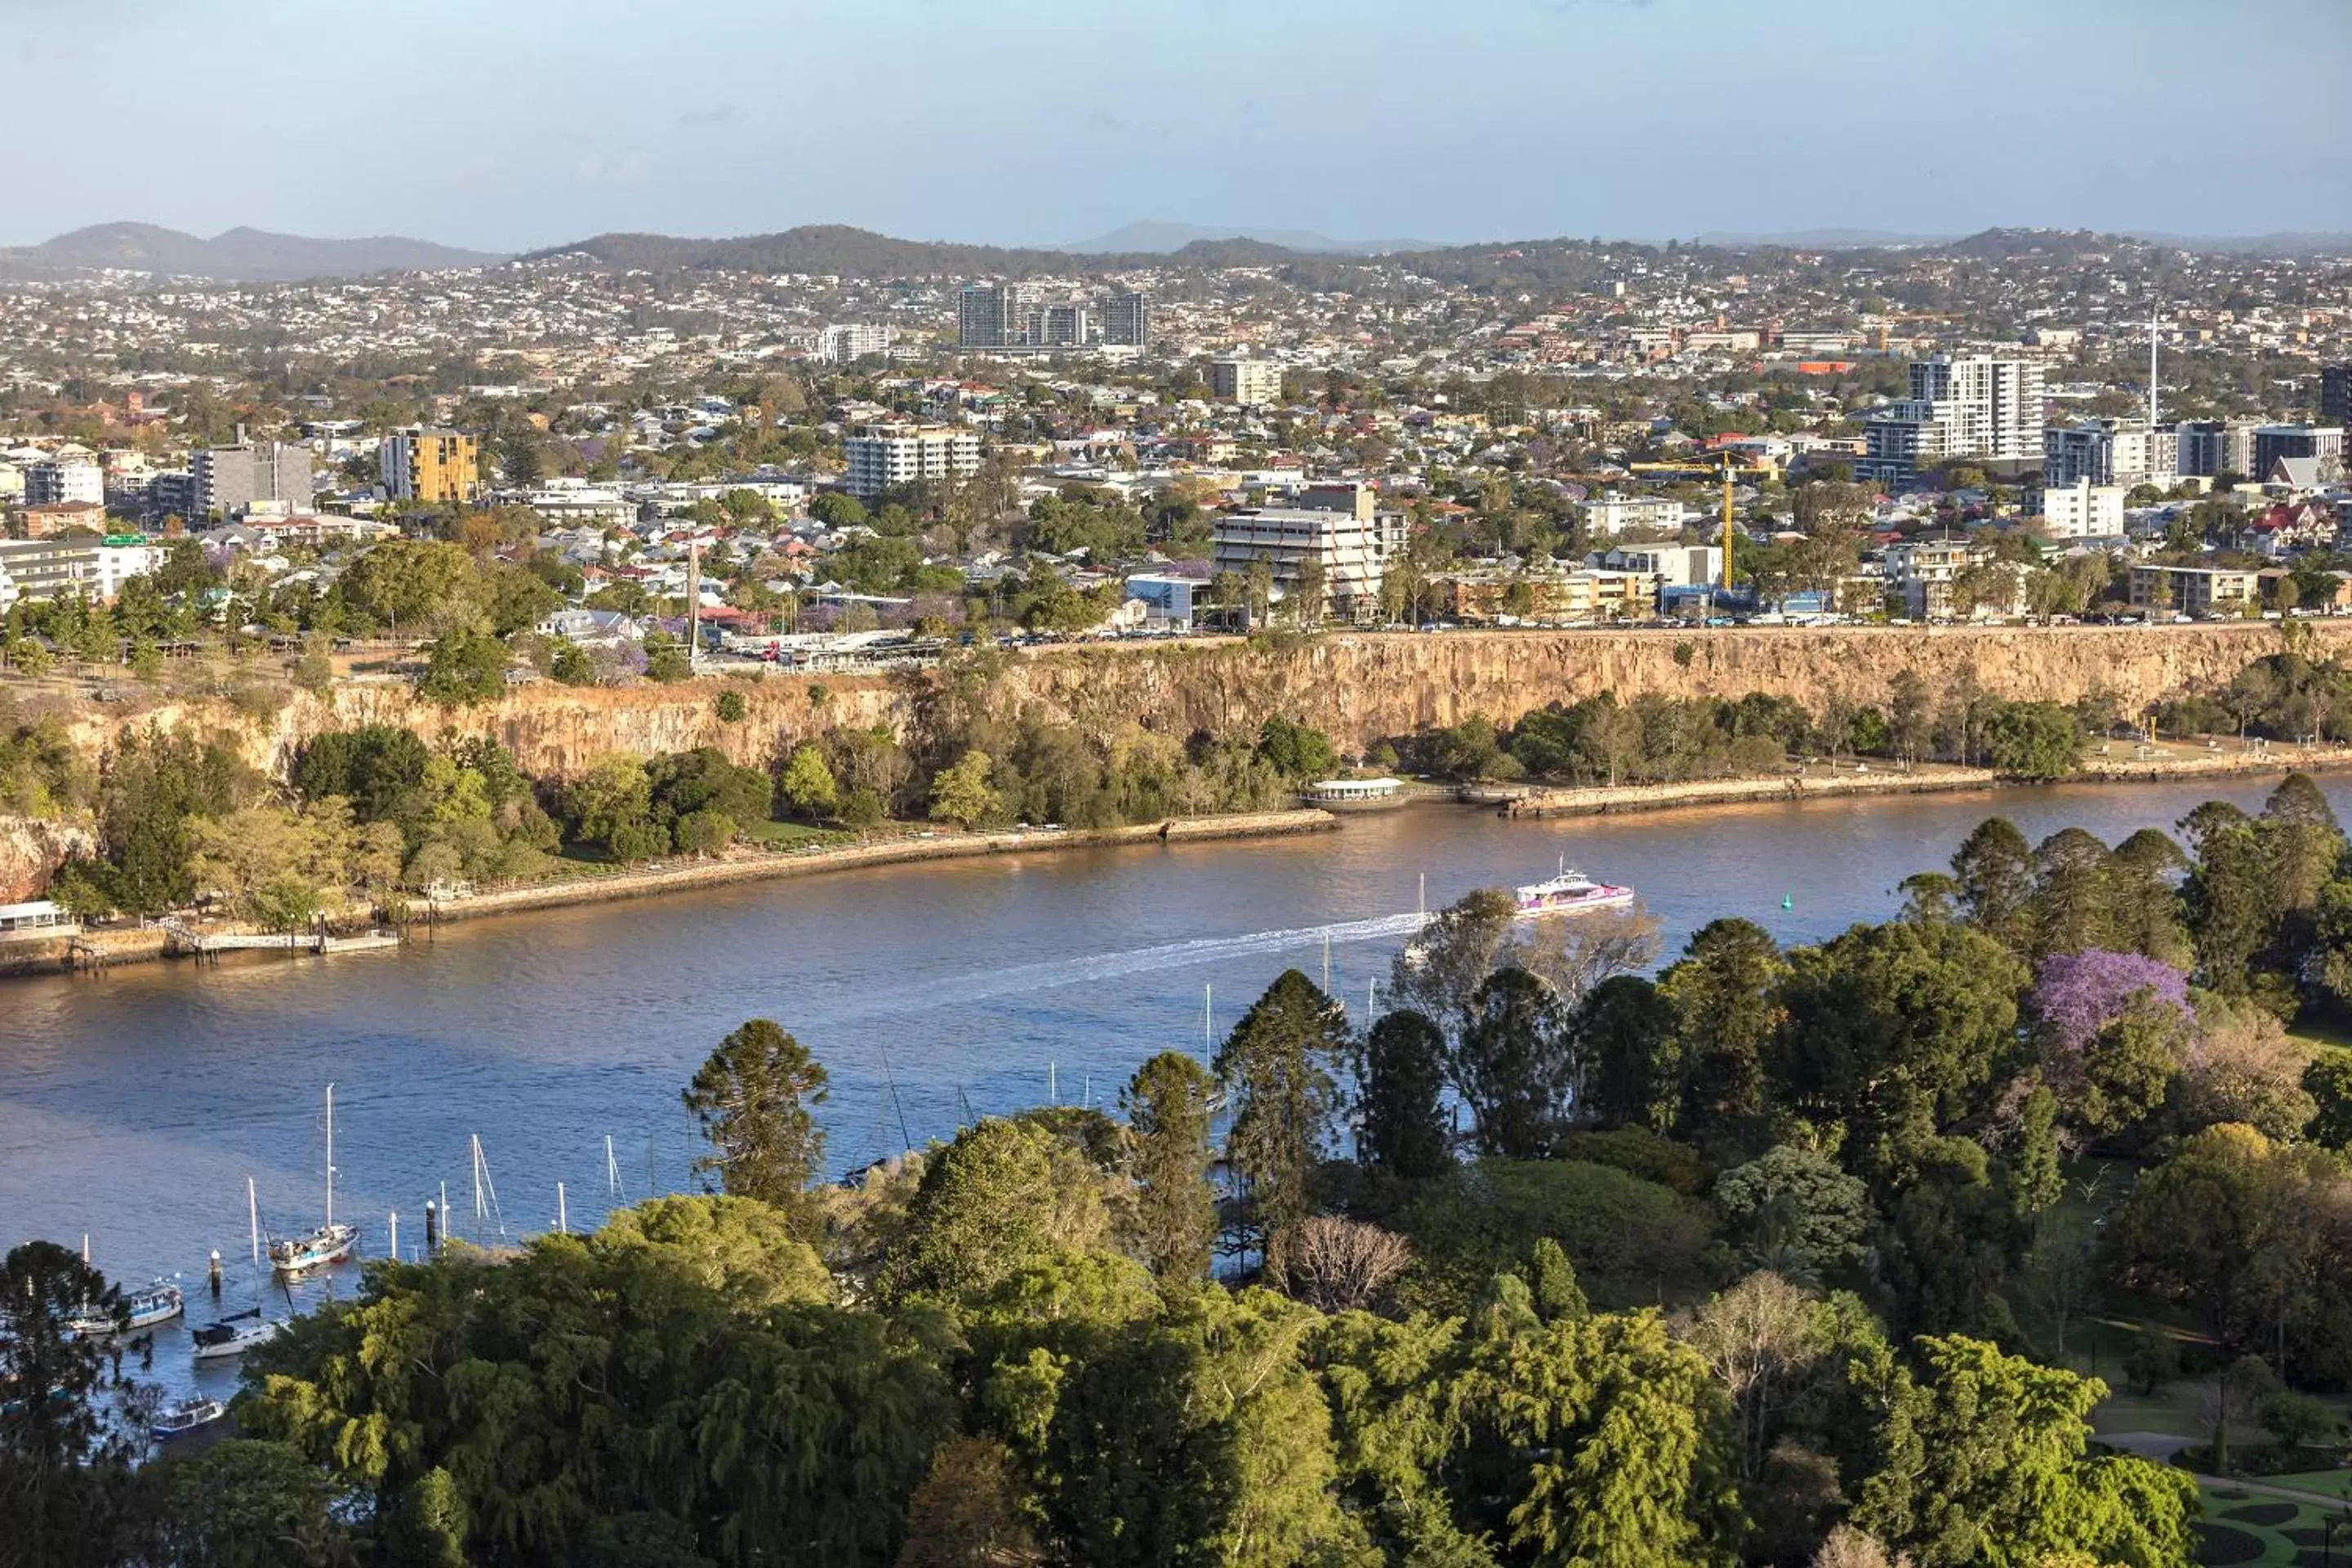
[2148,307,2159,430]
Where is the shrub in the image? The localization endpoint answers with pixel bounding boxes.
[715,689,747,724]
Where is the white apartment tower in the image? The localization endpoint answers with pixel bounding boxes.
[1209,358,1285,405]
[1860,355,2047,483]
[842,425,982,499]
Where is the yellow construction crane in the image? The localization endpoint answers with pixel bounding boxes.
[1625,458,1740,593]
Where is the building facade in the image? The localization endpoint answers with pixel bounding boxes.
[1209,359,1284,405]
[842,425,982,498]
[2043,421,2173,487]
[2039,479,2126,540]
[2323,365,2352,430]
[381,430,480,503]
[1860,355,2047,483]
[24,459,103,507]
[2250,425,2345,482]
[2129,564,2257,617]
[0,539,163,603]
[1583,493,1687,538]
[191,440,314,521]
[1103,292,1150,348]
[1209,506,1407,618]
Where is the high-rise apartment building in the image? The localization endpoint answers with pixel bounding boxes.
[2249,425,2345,482]
[842,425,982,499]
[2039,479,2126,540]
[2042,420,2173,487]
[192,440,314,520]
[957,284,1022,350]
[381,429,481,504]
[1209,358,1285,405]
[1860,355,2046,482]
[821,323,894,363]
[24,458,103,507]
[1103,292,1150,348]
[2322,364,2352,430]
[2173,420,2229,479]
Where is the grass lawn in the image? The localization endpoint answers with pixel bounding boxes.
[2262,1473,2352,1503]
[2194,1481,2352,1566]
[2287,1015,2352,1052]
[737,819,846,849]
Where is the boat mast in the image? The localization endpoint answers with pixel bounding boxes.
[324,1083,336,1229]
[247,1178,259,1265]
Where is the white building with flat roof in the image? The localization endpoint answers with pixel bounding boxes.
[1209,359,1285,405]
[842,425,982,498]
[2040,479,2126,540]
[1210,506,1407,618]
[1583,493,1688,538]
[1861,355,2047,483]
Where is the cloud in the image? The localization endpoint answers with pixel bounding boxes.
[677,104,742,128]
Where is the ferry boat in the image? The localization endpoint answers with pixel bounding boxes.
[1512,866,1637,918]
[189,1310,279,1361]
[65,1280,184,1338]
[151,1396,228,1441]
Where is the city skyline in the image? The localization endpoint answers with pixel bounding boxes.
[3,0,2343,254]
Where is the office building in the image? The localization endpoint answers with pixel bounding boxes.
[2323,365,2352,430]
[1103,291,1150,348]
[191,440,314,521]
[1209,358,1285,405]
[24,458,103,507]
[381,430,480,504]
[842,425,982,499]
[1596,543,1723,590]
[1209,506,1407,618]
[1860,355,2047,483]
[13,501,107,539]
[2040,479,2126,540]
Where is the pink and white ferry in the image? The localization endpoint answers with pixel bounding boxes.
[1511,866,1637,918]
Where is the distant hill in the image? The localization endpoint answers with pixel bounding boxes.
[1695,228,1956,249]
[0,222,505,281]
[523,223,1336,277]
[1051,220,1436,256]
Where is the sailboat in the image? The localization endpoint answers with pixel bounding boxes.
[268,1084,358,1275]
[189,1307,280,1361]
[151,1395,229,1440]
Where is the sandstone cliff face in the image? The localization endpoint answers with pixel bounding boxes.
[0,815,97,902]
[43,622,2345,782]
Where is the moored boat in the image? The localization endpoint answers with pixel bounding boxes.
[66,1279,185,1338]
[151,1396,228,1440]
[189,1309,278,1361]
[267,1223,357,1275]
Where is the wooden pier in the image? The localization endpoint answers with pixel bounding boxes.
[159,919,403,963]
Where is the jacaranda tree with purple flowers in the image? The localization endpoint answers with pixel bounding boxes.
[2029,950,2194,1142]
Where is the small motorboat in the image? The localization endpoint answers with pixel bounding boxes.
[151,1396,228,1441]
[66,1280,185,1339]
[189,1310,279,1361]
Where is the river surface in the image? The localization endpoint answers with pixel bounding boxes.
[3,773,2345,1401]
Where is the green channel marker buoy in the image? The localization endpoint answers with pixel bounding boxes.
[1782,893,1793,910]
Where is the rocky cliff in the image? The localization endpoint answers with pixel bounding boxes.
[45,622,2345,784]
[0,816,97,902]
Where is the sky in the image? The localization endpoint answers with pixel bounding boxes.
[2,0,2345,252]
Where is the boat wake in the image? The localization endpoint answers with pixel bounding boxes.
[839,911,1432,1018]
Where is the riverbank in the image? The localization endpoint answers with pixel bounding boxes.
[0,808,1339,978]
[1491,741,2352,820]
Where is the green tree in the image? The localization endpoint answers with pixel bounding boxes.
[1359,1010,1454,1180]
[779,743,840,821]
[679,1019,828,1229]
[2029,827,2114,958]
[1951,817,2036,956]
[880,1118,1111,1306]
[928,748,1002,829]
[0,1241,129,1568]
[1455,966,1572,1159]
[418,627,508,706]
[1659,919,1786,1137]
[1215,971,1345,1278]
[1713,1145,1871,1281]
[1847,1334,2197,1568]
[150,1439,352,1568]
[1121,1051,1217,1284]
[1570,975,1679,1133]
